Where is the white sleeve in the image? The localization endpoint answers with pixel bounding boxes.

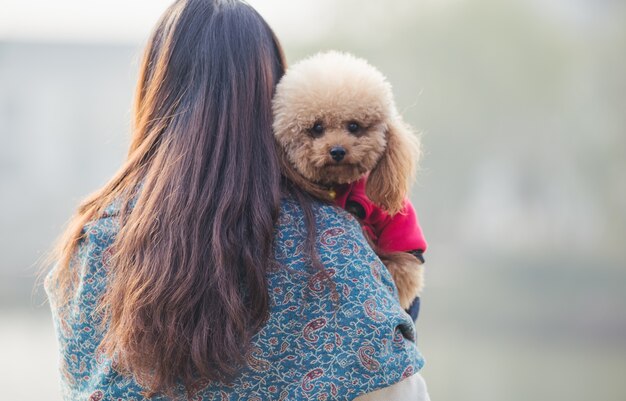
[352,373,431,401]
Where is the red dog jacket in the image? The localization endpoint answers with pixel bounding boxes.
[332,176,427,255]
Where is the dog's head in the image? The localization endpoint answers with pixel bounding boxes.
[272,51,420,214]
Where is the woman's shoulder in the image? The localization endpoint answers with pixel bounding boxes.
[275,197,381,276]
[44,201,122,324]
[274,197,407,318]
[276,197,365,244]
[274,197,414,321]
[251,198,425,399]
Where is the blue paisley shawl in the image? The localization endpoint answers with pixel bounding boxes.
[45,198,424,401]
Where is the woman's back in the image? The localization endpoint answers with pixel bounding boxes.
[43,1,426,399]
[46,198,423,400]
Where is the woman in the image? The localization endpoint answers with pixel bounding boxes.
[44,0,430,399]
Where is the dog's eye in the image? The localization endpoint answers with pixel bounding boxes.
[310,122,325,137]
[347,122,361,134]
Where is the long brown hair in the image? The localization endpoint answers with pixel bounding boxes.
[43,0,309,395]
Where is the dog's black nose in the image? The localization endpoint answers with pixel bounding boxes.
[330,146,346,162]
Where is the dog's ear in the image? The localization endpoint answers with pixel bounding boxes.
[366,114,420,215]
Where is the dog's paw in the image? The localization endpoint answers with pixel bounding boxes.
[379,252,424,309]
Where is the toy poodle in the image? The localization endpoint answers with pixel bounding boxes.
[272,51,427,315]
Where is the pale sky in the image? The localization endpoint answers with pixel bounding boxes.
[0,0,599,45]
[0,0,337,44]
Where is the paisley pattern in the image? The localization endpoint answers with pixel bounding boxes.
[46,199,424,400]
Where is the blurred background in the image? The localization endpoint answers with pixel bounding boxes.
[1,0,625,399]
